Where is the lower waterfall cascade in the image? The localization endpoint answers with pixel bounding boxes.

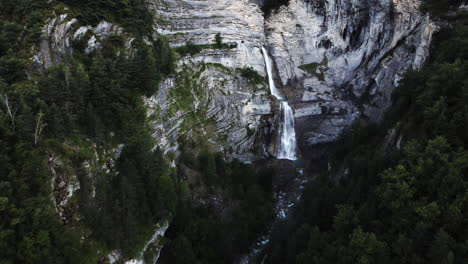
[277,101,297,159]
[261,47,297,160]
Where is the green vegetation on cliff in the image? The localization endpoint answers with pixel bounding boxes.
[58,0,155,36]
[174,40,238,57]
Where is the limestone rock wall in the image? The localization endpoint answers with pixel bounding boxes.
[266,0,435,152]
[148,0,275,161]
[33,14,127,70]
[148,0,435,160]
[145,63,273,161]
[33,1,436,161]
[149,0,266,72]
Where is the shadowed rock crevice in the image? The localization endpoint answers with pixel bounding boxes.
[261,0,291,16]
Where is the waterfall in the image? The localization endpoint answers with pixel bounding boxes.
[277,102,297,159]
[262,47,283,100]
[261,47,297,160]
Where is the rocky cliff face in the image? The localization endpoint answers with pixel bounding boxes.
[145,62,272,161]
[34,1,435,161]
[266,0,435,154]
[148,0,435,160]
[148,0,275,161]
[33,13,127,70]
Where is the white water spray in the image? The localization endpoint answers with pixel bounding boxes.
[262,47,283,100]
[262,47,297,160]
[277,102,297,159]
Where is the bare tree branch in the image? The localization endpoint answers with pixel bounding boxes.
[0,94,17,130]
[34,112,46,146]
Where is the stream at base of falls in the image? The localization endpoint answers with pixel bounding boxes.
[238,160,308,264]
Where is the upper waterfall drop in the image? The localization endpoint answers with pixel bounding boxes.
[262,47,297,160]
[262,47,284,100]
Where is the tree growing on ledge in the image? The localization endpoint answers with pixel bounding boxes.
[214,33,223,48]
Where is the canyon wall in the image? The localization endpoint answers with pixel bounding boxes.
[266,0,435,154]
[148,0,435,160]
[34,1,436,161]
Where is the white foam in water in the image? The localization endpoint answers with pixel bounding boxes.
[262,47,297,160]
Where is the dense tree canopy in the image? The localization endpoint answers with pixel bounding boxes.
[0,1,176,262]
